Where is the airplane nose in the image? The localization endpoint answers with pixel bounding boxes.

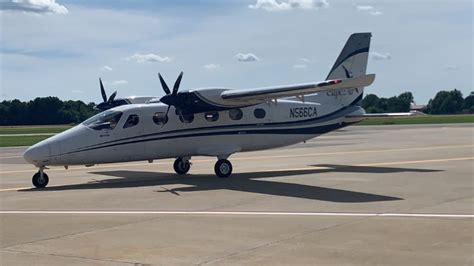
[23,142,51,165]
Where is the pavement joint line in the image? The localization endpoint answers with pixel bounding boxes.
[0,211,472,218]
[1,144,472,174]
[1,248,139,265]
[198,217,358,265]
[0,157,472,192]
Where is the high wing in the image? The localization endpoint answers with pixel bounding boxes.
[220,74,375,102]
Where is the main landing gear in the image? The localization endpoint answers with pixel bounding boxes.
[214,159,232,178]
[173,157,191,175]
[32,167,49,188]
[173,157,233,178]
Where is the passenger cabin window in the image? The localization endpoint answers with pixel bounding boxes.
[153,112,168,125]
[254,108,266,119]
[123,114,139,128]
[82,110,123,130]
[229,109,243,120]
[205,112,219,122]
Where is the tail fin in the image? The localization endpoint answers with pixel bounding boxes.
[326,33,371,80]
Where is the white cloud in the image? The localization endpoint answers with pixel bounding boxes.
[235,53,259,62]
[292,64,307,69]
[356,5,374,11]
[126,53,172,63]
[204,63,219,70]
[371,52,392,61]
[100,65,113,71]
[248,0,328,12]
[356,5,383,16]
[105,80,128,86]
[299,57,311,63]
[444,65,460,71]
[0,0,68,14]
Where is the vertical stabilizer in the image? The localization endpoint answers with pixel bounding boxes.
[326,33,371,80]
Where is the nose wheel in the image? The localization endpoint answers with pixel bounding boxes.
[173,157,191,175]
[32,170,49,188]
[215,159,232,178]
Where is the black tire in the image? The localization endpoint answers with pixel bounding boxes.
[32,171,49,188]
[214,159,232,178]
[173,158,191,175]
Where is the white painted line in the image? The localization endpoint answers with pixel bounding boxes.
[0,210,472,218]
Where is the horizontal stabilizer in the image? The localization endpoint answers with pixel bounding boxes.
[347,112,421,118]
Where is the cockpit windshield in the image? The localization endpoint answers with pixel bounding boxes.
[82,110,123,130]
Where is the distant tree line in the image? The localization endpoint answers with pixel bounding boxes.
[362,89,474,115]
[0,89,473,125]
[0,97,97,125]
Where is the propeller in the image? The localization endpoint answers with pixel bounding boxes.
[158,71,184,118]
[96,78,118,111]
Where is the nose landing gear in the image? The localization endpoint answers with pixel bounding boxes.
[32,167,49,188]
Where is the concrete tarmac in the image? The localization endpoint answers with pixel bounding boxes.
[0,124,473,265]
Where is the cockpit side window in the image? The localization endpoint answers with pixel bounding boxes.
[83,110,123,130]
[123,114,139,129]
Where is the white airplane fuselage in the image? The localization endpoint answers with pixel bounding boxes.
[24,96,365,167]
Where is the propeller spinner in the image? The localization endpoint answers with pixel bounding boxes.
[95,78,118,111]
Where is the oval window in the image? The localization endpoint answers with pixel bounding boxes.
[205,112,219,122]
[123,114,139,129]
[153,112,168,125]
[254,108,266,119]
[229,109,243,120]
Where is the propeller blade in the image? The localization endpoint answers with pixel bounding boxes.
[99,78,107,102]
[108,91,117,103]
[158,73,171,95]
[172,71,183,95]
[162,105,171,128]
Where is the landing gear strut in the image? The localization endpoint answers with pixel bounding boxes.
[173,157,191,175]
[32,167,49,188]
[214,159,232,178]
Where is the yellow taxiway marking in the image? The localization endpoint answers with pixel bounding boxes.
[0,210,472,218]
[0,144,472,175]
[241,157,474,174]
[0,187,31,192]
[0,156,473,192]
[0,156,23,159]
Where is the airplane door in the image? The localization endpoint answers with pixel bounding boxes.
[112,113,145,161]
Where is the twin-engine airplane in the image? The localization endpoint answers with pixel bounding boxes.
[23,33,410,188]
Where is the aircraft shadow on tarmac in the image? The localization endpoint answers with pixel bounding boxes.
[20,164,441,203]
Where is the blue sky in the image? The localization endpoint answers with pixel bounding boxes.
[1,0,472,104]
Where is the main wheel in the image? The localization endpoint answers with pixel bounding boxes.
[173,158,191,175]
[214,159,232,178]
[32,171,49,188]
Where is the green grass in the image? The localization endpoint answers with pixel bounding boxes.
[356,114,474,126]
[0,115,472,147]
[0,125,72,135]
[0,135,51,147]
